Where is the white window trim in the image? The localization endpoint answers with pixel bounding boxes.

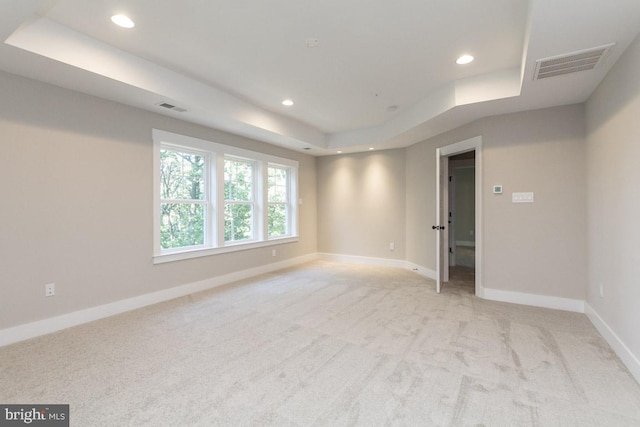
[223,156,258,244]
[267,164,295,238]
[153,129,299,264]
[157,145,211,252]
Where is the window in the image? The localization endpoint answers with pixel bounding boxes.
[160,148,207,250]
[153,129,298,263]
[224,158,255,242]
[268,166,290,237]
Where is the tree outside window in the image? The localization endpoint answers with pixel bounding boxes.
[159,149,206,249]
[153,129,299,262]
[224,159,254,242]
[268,166,289,237]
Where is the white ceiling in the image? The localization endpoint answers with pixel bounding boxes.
[1,0,640,155]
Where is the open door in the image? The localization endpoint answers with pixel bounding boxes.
[435,136,483,297]
[433,149,448,293]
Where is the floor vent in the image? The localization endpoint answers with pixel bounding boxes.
[534,43,615,80]
[157,102,187,113]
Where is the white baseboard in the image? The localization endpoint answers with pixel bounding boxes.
[317,253,406,269]
[404,262,437,280]
[0,253,318,347]
[482,287,585,313]
[585,303,640,384]
[317,253,438,281]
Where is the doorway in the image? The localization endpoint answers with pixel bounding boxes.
[435,136,482,296]
[448,152,476,292]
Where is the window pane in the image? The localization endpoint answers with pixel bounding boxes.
[160,149,205,200]
[224,203,253,241]
[268,167,288,202]
[268,204,288,237]
[224,159,253,201]
[160,203,205,249]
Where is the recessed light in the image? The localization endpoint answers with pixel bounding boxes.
[111,14,135,29]
[369,147,375,150]
[337,150,342,154]
[282,99,294,106]
[456,54,474,65]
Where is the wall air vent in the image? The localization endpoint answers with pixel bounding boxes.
[534,43,615,80]
[157,102,187,113]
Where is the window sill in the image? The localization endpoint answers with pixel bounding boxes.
[153,236,299,264]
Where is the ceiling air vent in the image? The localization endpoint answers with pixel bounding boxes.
[534,43,615,80]
[157,102,187,113]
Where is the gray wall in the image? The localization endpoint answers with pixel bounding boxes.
[406,104,587,299]
[316,104,587,300]
[317,149,406,260]
[586,33,640,360]
[0,70,317,329]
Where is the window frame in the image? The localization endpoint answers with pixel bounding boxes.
[223,156,257,245]
[153,129,299,264]
[158,145,210,252]
[267,164,293,238]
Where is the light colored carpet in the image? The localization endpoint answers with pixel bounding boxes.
[1,261,639,426]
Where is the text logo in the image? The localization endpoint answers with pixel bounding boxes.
[1,405,68,426]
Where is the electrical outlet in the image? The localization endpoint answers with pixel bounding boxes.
[389,242,395,251]
[45,283,55,297]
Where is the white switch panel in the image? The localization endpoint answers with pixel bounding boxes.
[512,192,534,203]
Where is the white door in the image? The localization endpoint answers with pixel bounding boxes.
[434,149,448,293]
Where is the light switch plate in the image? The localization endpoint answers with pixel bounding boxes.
[493,185,503,194]
[512,192,534,203]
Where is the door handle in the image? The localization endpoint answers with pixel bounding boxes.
[432,225,445,230]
